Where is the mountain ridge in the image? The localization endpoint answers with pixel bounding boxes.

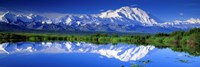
[0,6,199,33]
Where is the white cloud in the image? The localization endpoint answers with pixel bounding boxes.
[179,13,184,16]
[100,9,105,12]
[131,4,138,7]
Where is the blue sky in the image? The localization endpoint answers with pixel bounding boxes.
[0,0,200,21]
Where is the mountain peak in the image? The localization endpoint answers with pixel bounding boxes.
[120,6,132,10]
[3,11,13,16]
[119,6,140,11]
[2,11,18,22]
[118,6,143,12]
[99,6,158,25]
[3,11,10,15]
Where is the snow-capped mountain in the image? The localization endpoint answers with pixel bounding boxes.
[0,6,199,33]
[158,18,200,29]
[0,42,155,62]
[98,6,158,25]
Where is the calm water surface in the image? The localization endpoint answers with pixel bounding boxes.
[0,41,199,67]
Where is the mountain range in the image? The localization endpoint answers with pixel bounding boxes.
[0,6,200,33]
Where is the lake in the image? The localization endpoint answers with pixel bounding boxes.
[0,41,200,67]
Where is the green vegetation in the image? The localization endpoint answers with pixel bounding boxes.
[130,64,143,67]
[179,60,189,63]
[138,60,151,64]
[130,60,152,67]
[0,28,200,56]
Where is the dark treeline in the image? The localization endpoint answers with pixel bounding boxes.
[0,28,200,56]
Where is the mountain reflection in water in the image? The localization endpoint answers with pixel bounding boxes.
[0,42,155,62]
